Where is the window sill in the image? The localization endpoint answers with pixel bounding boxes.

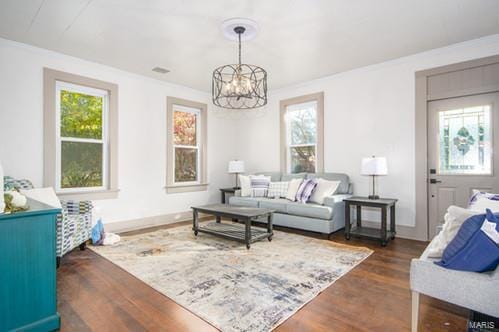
[56,189,120,201]
[165,183,209,194]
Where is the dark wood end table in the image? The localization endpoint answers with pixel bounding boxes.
[344,196,398,246]
[220,187,239,204]
[191,204,274,249]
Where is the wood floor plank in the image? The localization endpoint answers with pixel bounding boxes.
[57,221,468,331]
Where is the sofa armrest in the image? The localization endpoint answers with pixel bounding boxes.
[323,194,352,207]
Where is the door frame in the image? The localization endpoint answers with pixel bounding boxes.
[414,54,499,241]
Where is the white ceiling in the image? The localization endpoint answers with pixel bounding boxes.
[1,0,499,91]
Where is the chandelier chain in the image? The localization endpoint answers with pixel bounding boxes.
[238,31,242,66]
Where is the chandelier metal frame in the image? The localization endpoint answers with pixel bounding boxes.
[212,25,267,109]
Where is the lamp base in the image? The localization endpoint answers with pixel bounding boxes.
[368,195,380,200]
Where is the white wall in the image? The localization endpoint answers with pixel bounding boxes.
[237,34,499,230]
[0,38,238,225]
[2,33,499,233]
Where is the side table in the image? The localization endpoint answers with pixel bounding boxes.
[344,196,398,246]
[220,187,238,204]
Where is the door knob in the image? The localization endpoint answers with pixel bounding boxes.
[429,179,442,184]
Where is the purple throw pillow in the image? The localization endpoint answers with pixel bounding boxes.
[295,178,318,203]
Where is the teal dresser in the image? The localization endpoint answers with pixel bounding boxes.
[0,199,61,331]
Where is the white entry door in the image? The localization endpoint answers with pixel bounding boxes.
[428,92,499,238]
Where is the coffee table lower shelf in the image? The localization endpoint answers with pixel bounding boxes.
[195,222,272,248]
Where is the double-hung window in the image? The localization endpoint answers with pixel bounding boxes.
[44,68,118,199]
[173,105,200,183]
[280,92,324,173]
[166,97,207,193]
[55,82,108,192]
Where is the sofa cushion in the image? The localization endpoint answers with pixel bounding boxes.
[257,172,282,182]
[228,196,259,208]
[259,198,289,213]
[306,173,350,194]
[411,246,499,318]
[287,202,333,220]
[281,173,307,181]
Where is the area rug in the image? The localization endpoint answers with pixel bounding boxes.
[91,222,372,331]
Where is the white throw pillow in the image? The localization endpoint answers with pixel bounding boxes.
[20,187,62,209]
[309,179,340,205]
[468,190,499,213]
[426,205,477,258]
[239,175,252,197]
[268,181,289,198]
[286,178,303,201]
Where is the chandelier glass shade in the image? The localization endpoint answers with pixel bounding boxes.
[212,26,267,109]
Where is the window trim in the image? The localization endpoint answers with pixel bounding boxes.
[166,97,208,193]
[55,81,109,193]
[280,92,324,174]
[44,68,119,200]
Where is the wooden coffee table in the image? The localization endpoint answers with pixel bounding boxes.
[191,204,274,249]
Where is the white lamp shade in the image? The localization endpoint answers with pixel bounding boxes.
[228,160,245,173]
[361,157,388,176]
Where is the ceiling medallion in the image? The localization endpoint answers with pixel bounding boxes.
[212,18,267,109]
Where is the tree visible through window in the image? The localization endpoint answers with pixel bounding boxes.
[173,107,200,182]
[57,82,108,190]
[286,101,318,173]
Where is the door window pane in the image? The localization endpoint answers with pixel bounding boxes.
[61,141,103,188]
[438,105,492,175]
[60,90,103,139]
[290,146,316,173]
[173,111,197,146]
[287,102,317,145]
[175,147,198,182]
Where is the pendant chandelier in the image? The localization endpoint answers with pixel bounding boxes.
[212,19,267,109]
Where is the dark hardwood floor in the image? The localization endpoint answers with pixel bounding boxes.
[57,221,468,331]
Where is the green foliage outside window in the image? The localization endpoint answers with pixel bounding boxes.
[61,90,102,139]
[61,142,103,188]
[60,90,104,188]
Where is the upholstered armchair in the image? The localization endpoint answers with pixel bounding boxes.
[3,176,92,267]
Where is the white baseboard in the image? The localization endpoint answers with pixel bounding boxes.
[104,211,210,234]
[104,212,427,242]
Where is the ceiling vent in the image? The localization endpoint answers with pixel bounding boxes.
[152,67,170,74]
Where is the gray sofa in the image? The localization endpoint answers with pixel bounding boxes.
[228,172,352,235]
[410,238,499,331]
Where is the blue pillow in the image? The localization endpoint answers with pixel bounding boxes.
[91,218,105,245]
[435,209,499,272]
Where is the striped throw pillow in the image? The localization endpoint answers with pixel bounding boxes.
[267,181,289,198]
[250,175,271,197]
[295,178,318,203]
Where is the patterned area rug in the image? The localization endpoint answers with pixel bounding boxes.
[91,222,372,332]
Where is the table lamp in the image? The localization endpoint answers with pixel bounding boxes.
[228,160,245,189]
[361,156,387,200]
